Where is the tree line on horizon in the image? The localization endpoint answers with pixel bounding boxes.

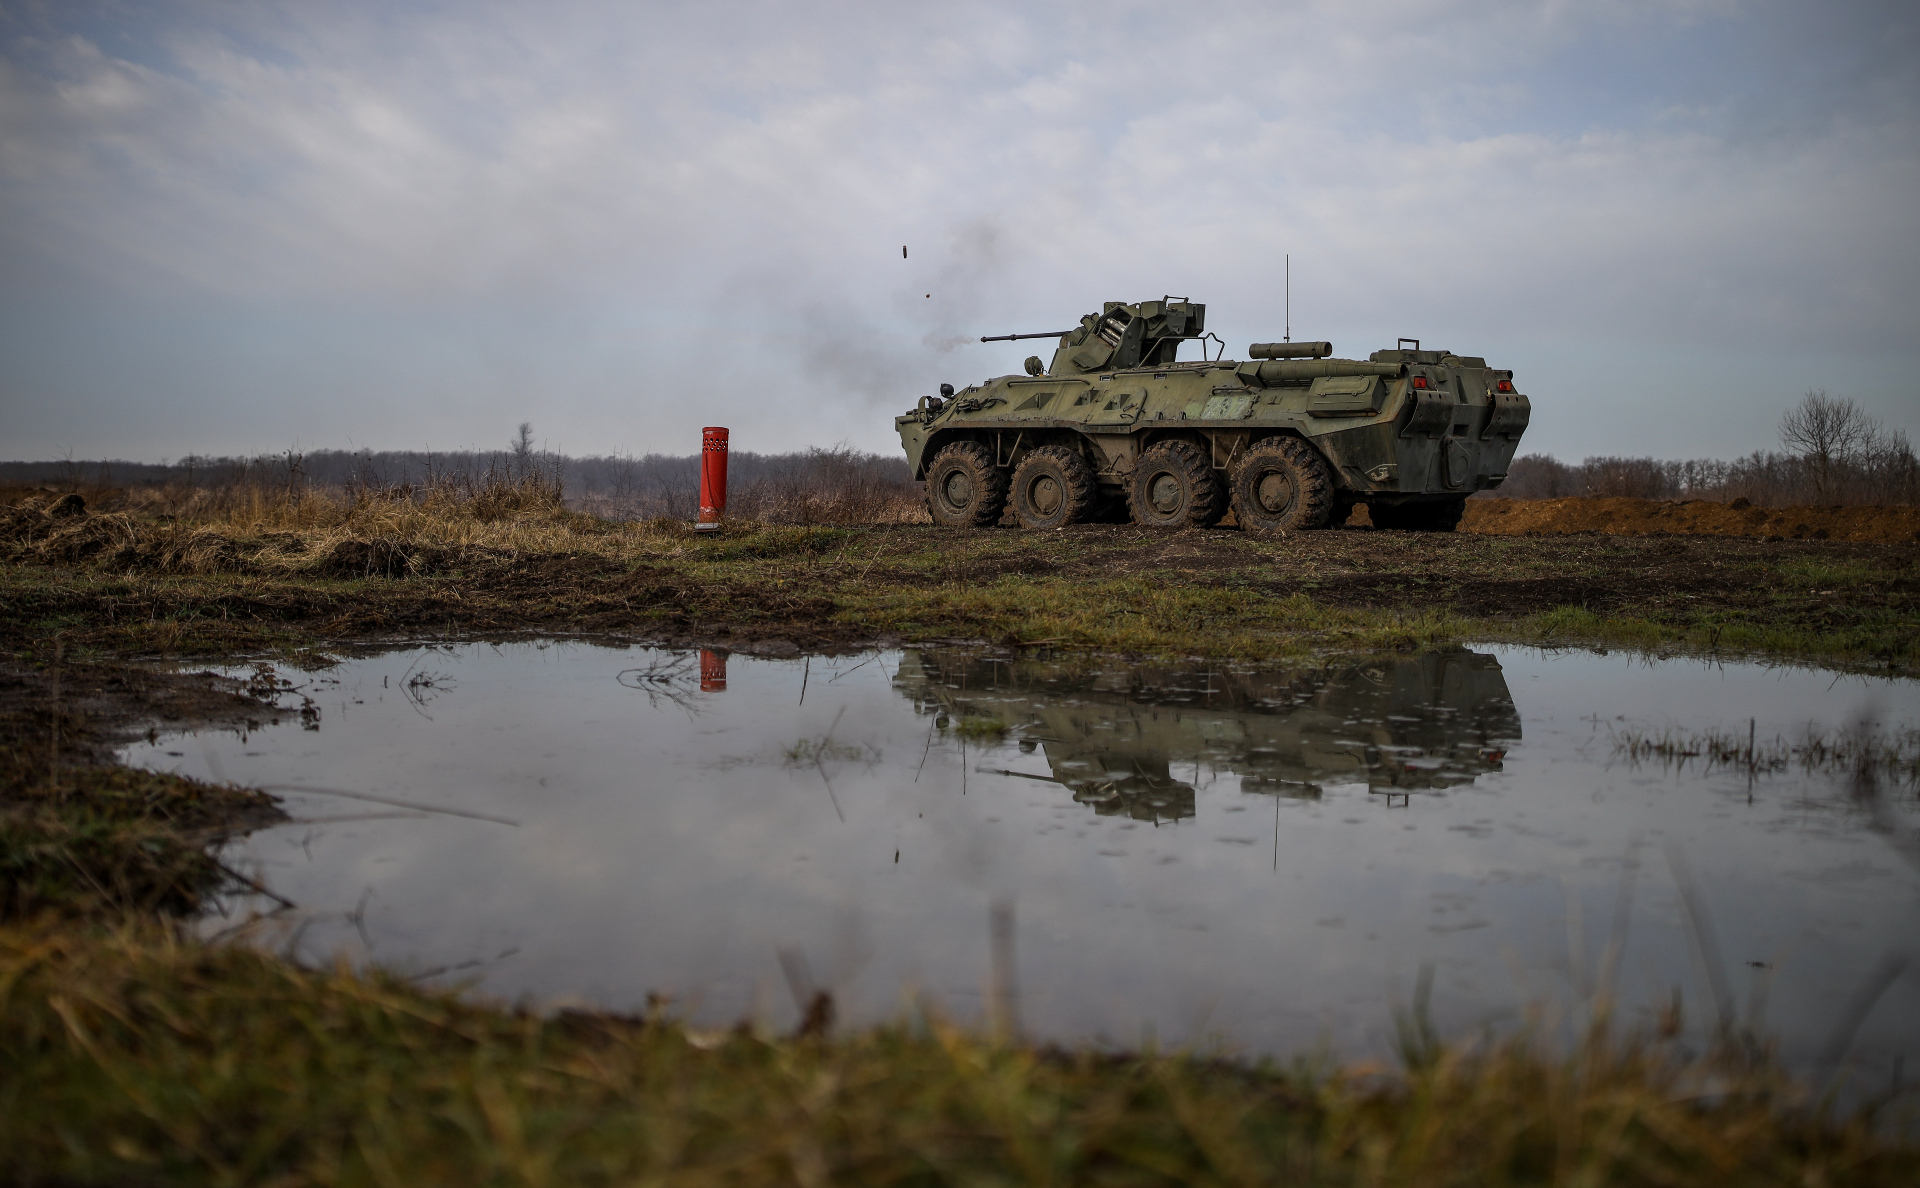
[4,393,1912,515]
[1495,391,1916,505]
[0,434,921,524]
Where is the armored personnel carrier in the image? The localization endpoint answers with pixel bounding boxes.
[896,298,1530,532]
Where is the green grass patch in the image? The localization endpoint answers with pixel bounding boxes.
[1774,556,1886,588]
[833,577,1478,658]
[949,714,1009,739]
[1489,604,1919,669]
[693,524,860,561]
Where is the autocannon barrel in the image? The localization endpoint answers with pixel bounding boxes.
[1248,359,1404,385]
[981,330,1078,342]
[1248,341,1332,359]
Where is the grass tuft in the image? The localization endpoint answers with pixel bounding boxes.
[0,748,277,920]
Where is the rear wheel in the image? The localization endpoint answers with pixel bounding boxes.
[1370,498,1466,532]
[1229,437,1334,535]
[1010,445,1099,530]
[1128,440,1225,529]
[924,441,1008,527]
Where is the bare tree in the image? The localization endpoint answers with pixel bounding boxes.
[1863,426,1920,506]
[1779,390,1870,502]
[510,422,535,478]
[283,447,306,506]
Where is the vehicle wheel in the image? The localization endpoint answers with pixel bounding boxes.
[1010,445,1099,530]
[1229,437,1334,535]
[1370,498,1466,532]
[924,441,1008,528]
[1127,440,1225,529]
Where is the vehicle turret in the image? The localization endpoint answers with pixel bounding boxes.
[1044,299,1211,374]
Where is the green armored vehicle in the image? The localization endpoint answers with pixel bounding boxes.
[896,298,1531,532]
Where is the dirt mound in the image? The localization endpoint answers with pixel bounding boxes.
[2,504,254,574]
[1461,497,1920,544]
[0,503,457,579]
[318,538,451,579]
[4,503,246,571]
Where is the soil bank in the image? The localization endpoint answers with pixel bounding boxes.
[1456,496,1920,545]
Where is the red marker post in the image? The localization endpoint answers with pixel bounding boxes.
[696,426,729,531]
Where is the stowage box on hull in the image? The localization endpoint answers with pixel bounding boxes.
[897,299,1531,533]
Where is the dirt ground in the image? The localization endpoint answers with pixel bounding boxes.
[3,519,1913,667]
[1455,496,1920,545]
[0,486,1913,680]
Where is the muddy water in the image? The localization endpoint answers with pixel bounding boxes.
[126,643,1918,1081]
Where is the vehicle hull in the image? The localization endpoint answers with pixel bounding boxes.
[898,348,1530,522]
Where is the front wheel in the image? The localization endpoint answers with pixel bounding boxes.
[1370,498,1466,532]
[924,441,1008,527]
[1229,437,1334,535]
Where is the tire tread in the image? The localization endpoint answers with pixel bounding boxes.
[1128,440,1225,529]
[1011,444,1099,529]
[924,440,1008,528]
[1229,436,1334,534]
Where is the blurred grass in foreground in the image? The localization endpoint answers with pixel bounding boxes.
[3,923,1914,1187]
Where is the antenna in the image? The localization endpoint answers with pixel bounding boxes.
[1284,254,1290,342]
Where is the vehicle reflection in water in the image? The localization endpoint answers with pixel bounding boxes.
[894,648,1522,822]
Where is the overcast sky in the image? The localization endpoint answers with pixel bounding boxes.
[2,0,1916,463]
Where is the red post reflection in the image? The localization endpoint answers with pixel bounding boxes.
[699,649,727,692]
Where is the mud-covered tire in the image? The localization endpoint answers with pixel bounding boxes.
[1370,498,1466,532]
[924,441,1008,528]
[1010,445,1099,530]
[1229,437,1334,535]
[1128,439,1226,529]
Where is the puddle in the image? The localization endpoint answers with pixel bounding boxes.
[126,643,1920,1081]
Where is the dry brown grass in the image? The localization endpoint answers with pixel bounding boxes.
[572,444,928,525]
[1,465,925,581]
[2,477,660,577]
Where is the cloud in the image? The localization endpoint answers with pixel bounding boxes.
[1,0,1915,460]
